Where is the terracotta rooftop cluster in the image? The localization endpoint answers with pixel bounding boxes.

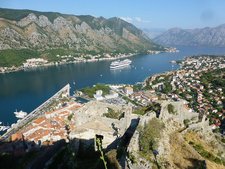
[11,102,82,145]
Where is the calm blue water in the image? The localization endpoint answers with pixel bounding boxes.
[1,46,225,125]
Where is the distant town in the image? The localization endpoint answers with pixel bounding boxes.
[0,47,177,74]
[145,55,225,131]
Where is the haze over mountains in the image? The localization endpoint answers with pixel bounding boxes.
[0,8,163,54]
[142,28,166,39]
[154,24,225,47]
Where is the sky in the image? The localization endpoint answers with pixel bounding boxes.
[1,0,225,30]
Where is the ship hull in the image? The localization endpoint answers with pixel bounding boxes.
[110,59,132,69]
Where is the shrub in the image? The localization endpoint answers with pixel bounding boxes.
[103,108,121,119]
[133,107,146,115]
[189,141,225,166]
[183,119,190,127]
[127,152,136,164]
[139,118,164,155]
[221,138,225,143]
[67,114,73,121]
[167,104,176,114]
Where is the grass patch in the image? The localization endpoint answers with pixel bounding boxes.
[189,141,225,166]
[133,102,161,116]
[133,107,147,115]
[81,84,110,98]
[103,108,123,120]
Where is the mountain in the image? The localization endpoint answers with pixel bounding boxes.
[142,28,166,39]
[154,24,225,47]
[0,8,163,54]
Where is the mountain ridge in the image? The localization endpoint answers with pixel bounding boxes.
[154,24,225,47]
[0,8,163,54]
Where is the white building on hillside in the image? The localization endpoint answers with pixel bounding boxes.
[124,86,133,96]
[105,91,119,99]
[94,90,104,100]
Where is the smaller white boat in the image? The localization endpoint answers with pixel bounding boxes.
[14,110,27,119]
[170,60,176,64]
[0,125,10,131]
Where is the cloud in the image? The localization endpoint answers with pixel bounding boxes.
[120,17,133,23]
[120,16,151,24]
[134,17,142,22]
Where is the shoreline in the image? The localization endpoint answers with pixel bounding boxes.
[0,51,168,74]
[0,53,138,74]
[0,46,179,74]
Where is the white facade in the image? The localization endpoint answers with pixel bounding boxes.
[105,91,119,99]
[124,86,133,95]
[94,90,104,100]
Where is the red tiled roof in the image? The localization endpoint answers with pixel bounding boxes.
[11,133,23,141]
[33,117,46,125]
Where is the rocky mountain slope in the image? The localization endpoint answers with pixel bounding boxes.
[128,100,225,169]
[0,8,163,53]
[154,24,225,47]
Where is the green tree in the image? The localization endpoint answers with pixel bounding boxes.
[139,118,164,155]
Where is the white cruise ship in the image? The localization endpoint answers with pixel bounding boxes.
[14,110,27,119]
[110,59,132,69]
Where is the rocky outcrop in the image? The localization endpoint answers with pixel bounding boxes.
[126,99,225,169]
[0,8,163,53]
[17,13,38,27]
[69,101,133,151]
